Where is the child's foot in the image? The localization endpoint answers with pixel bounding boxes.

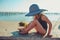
[46,35,52,37]
[19,31,28,35]
[35,32,40,34]
[18,29,28,35]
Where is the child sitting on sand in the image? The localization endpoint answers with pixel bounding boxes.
[18,4,52,37]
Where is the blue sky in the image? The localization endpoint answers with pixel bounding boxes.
[0,0,24,12]
[0,0,60,12]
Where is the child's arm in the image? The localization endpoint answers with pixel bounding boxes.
[41,15,52,38]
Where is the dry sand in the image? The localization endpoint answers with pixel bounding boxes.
[0,21,60,38]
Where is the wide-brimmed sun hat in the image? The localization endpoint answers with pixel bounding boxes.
[25,4,48,16]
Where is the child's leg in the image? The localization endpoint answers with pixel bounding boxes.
[19,20,46,35]
[34,20,46,35]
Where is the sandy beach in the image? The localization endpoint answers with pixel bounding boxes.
[0,21,60,38]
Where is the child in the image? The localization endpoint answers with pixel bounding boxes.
[18,4,52,37]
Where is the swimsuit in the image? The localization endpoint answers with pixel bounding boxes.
[38,15,47,31]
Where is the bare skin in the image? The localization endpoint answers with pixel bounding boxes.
[18,14,52,36]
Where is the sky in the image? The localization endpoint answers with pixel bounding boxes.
[0,0,60,12]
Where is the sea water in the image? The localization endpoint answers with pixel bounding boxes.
[0,12,60,22]
[0,12,33,22]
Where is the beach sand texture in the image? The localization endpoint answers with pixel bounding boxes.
[0,21,60,38]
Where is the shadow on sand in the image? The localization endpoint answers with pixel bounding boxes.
[11,31,42,38]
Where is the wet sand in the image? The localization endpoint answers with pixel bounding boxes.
[0,21,60,38]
